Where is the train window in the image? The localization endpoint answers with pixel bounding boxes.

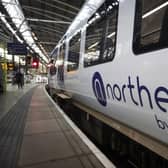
[67,32,80,72]
[133,0,168,54]
[84,0,118,67]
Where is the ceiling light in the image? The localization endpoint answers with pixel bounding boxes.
[142,2,168,19]
[2,0,48,63]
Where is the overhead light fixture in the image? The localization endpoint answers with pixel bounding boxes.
[2,0,48,63]
[66,0,104,38]
[0,11,23,43]
[88,42,98,49]
[88,31,115,50]
[142,1,168,19]
[107,32,115,38]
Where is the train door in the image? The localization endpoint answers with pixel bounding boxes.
[57,43,65,88]
[64,31,81,92]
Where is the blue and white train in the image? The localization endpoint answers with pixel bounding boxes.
[48,0,168,159]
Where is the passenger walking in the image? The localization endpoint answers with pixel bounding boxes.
[15,70,24,89]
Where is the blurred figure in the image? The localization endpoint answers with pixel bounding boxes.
[15,70,24,89]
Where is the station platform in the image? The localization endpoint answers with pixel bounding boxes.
[0,84,115,168]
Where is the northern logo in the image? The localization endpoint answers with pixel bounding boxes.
[92,72,168,132]
[92,72,107,106]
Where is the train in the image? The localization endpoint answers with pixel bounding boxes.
[48,0,168,160]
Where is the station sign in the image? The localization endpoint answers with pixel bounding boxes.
[7,43,27,55]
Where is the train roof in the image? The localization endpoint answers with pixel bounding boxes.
[50,0,105,57]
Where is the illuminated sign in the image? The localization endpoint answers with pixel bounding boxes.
[7,43,27,55]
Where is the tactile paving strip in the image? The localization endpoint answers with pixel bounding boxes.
[0,87,36,168]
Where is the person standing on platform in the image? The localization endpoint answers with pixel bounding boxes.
[15,70,24,89]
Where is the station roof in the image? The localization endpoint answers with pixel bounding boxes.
[0,0,85,60]
[19,0,85,55]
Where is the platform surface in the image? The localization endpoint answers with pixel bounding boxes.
[0,83,37,120]
[16,86,107,168]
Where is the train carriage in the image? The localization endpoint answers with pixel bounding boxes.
[48,0,168,161]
